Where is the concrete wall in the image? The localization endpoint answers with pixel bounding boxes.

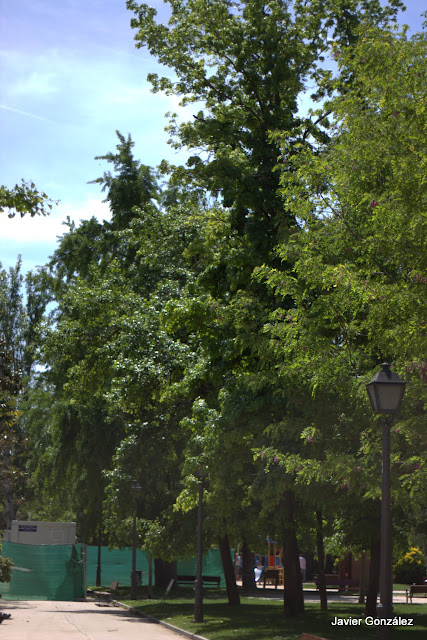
[3,520,76,545]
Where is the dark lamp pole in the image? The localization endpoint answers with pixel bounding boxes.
[193,466,207,623]
[130,482,142,600]
[366,364,406,640]
[77,510,87,597]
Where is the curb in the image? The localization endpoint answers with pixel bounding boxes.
[114,600,209,640]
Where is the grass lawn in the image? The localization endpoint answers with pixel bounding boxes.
[104,585,427,640]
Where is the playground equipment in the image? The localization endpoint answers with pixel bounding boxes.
[254,539,283,586]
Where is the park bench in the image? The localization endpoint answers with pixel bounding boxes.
[176,574,221,588]
[93,581,119,605]
[314,574,359,591]
[405,584,427,603]
[260,567,281,589]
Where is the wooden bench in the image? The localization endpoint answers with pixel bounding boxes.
[406,584,427,603]
[260,568,281,589]
[176,574,221,588]
[314,574,359,591]
[94,581,118,605]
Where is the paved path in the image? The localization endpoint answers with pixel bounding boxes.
[0,600,194,640]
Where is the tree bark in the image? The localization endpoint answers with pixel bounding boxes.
[241,539,256,595]
[218,532,240,605]
[365,534,380,618]
[315,510,328,611]
[358,551,366,604]
[282,489,304,617]
[148,552,153,598]
[96,524,102,587]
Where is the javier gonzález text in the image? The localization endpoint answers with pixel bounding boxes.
[331,616,414,627]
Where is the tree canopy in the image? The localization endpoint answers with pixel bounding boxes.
[0,181,56,218]
[4,1,427,622]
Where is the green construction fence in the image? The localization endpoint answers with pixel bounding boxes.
[1,541,84,601]
[86,545,151,586]
[1,544,231,599]
[86,546,230,588]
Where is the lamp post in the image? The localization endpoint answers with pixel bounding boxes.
[96,520,102,587]
[193,466,207,623]
[77,510,87,597]
[130,482,142,600]
[366,363,406,639]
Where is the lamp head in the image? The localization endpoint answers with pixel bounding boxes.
[366,363,406,414]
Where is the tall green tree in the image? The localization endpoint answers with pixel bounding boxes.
[0,341,22,528]
[0,259,43,526]
[256,23,427,602]
[24,133,207,555]
[0,259,28,369]
[126,0,404,616]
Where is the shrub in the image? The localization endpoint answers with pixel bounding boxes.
[393,547,426,585]
[0,555,13,583]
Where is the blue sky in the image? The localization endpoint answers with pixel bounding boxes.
[0,0,424,275]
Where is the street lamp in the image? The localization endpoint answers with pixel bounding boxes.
[366,363,406,639]
[130,482,142,600]
[77,510,87,598]
[193,466,207,623]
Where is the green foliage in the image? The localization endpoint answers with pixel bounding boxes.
[127,0,403,266]
[0,339,23,527]
[274,25,427,381]
[254,23,427,564]
[393,547,427,585]
[24,132,210,543]
[17,4,424,604]
[0,258,28,368]
[0,553,13,583]
[89,130,159,230]
[121,2,415,584]
[0,180,56,217]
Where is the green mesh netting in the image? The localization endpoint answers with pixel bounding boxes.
[86,546,152,586]
[177,548,229,587]
[86,546,229,587]
[1,542,84,601]
[0,544,230,599]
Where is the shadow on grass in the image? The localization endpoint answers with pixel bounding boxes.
[116,589,427,640]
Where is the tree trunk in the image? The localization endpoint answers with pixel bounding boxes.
[282,489,304,617]
[96,524,102,587]
[154,558,177,588]
[148,552,153,598]
[218,532,240,605]
[358,551,366,604]
[315,510,327,611]
[241,539,256,595]
[365,535,380,618]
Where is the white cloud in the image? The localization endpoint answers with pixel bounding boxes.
[0,196,111,273]
[2,197,111,245]
[10,70,59,98]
